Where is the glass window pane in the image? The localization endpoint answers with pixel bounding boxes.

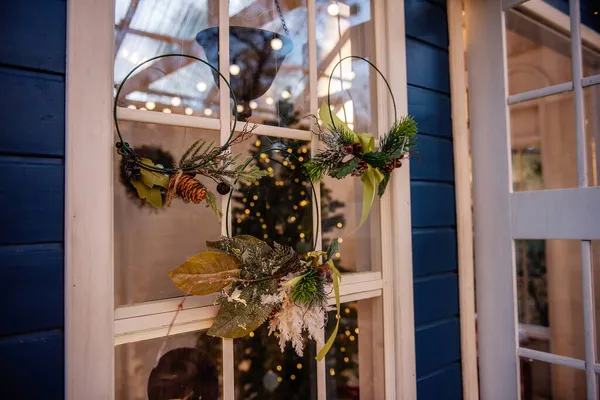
[580,0,600,78]
[510,92,587,191]
[226,0,310,130]
[234,324,318,399]
[321,176,381,272]
[585,85,600,187]
[114,0,222,118]
[326,299,385,399]
[116,329,223,400]
[114,122,221,306]
[231,136,315,254]
[519,359,586,399]
[516,240,584,360]
[316,0,379,136]
[505,9,572,95]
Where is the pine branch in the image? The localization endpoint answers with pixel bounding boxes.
[380,116,418,158]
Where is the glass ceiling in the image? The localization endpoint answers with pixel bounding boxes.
[114,0,373,130]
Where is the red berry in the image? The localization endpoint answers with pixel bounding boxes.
[343,144,354,153]
[395,158,403,168]
[353,143,362,153]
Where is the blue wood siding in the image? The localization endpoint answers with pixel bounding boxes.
[405,0,462,398]
[0,1,66,398]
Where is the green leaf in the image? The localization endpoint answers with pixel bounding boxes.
[362,152,390,168]
[377,173,391,197]
[140,158,170,188]
[326,238,339,262]
[130,179,163,208]
[208,281,277,338]
[333,157,360,179]
[168,251,241,295]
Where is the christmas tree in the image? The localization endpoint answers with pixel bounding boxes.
[228,101,354,398]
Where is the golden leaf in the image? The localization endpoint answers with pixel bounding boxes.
[168,251,241,295]
[130,179,163,208]
[140,158,170,188]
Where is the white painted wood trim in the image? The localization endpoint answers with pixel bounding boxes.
[507,81,573,105]
[510,187,600,239]
[65,0,116,398]
[518,347,586,370]
[381,0,416,398]
[447,1,479,399]
[114,294,218,320]
[115,319,214,345]
[582,74,600,88]
[520,0,600,53]
[117,107,313,141]
[502,0,528,11]
[466,0,520,398]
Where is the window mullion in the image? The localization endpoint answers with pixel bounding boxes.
[218,0,236,398]
[306,0,327,397]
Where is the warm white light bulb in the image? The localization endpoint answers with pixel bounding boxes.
[184,107,193,115]
[145,101,156,110]
[327,3,340,16]
[196,82,207,92]
[281,90,292,99]
[270,38,283,50]
[127,104,137,109]
[140,107,147,111]
[229,64,241,76]
[204,108,213,116]
[265,97,274,105]
[171,97,181,107]
[162,108,172,114]
[236,104,244,113]
[129,52,140,63]
[249,101,258,110]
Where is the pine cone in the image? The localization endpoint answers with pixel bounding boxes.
[351,159,369,176]
[174,174,207,203]
[383,159,399,174]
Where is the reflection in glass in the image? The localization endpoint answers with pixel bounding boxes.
[515,240,584,360]
[116,329,222,400]
[234,324,317,399]
[114,0,221,117]
[197,26,294,119]
[519,359,586,400]
[510,92,589,191]
[321,175,381,272]
[231,136,314,255]
[114,122,221,306]
[317,0,378,135]
[229,0,310,129]
[505,9,572,95]
[325,299,383,399]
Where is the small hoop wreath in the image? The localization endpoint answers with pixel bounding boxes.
[168,148,342,360]
[304,55,418,229]
[114,53,267,214]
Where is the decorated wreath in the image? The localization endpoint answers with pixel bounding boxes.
[114,53,417,361]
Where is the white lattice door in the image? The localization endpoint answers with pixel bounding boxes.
[467,0,600,399]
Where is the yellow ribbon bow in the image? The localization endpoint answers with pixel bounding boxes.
[319,102,383,232]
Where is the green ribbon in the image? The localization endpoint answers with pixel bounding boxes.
[316,259,342,361]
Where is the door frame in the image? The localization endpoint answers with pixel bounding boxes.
[64,0,417,398]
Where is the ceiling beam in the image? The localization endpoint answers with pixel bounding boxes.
[115,0,140,58]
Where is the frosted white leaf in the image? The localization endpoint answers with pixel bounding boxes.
[268,284,326,357]
[227,288,247,306]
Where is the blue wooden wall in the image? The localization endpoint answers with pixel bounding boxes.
[0,1,66,398]
[405,0,463,398]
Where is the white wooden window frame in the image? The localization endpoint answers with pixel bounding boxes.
[65,0,416,399]
[466,0,600,399]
